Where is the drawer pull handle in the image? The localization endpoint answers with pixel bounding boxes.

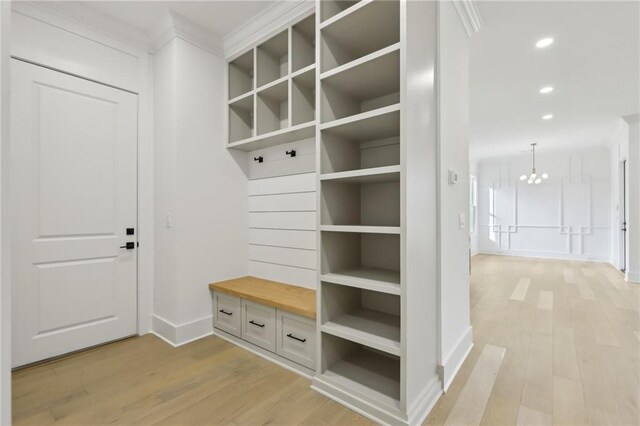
[287,333,306,343]
[219,309,233,316]
[249,320,265,328]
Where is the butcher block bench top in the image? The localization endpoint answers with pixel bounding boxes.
[209,276,316,319]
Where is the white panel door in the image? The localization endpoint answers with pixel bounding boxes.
[11,60,138,367]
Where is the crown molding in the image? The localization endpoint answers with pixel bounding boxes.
[224,0,314,59]
[150,11,223,56]
[452,0,483,37]
[622,113,640,126]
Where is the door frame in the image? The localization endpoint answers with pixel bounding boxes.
[620,160,627,272]
[8,4,155,339]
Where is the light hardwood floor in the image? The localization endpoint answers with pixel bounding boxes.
[13,255,640,425]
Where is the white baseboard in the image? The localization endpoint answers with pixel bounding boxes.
[438,326,473,392]
[151,314,213,347]
[311,374,442,426]
[478,248,609,263]
[626,270,640,283]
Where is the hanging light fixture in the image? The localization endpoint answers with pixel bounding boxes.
[519,143,549,184]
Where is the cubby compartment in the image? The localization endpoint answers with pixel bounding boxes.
[321,178,400,227]
[321,282,400,355]
[320,0,400,72]
[228,94,254,143]
[320,0,361,23]
[292,15,315,72]
[321,231,400,290]
[320,48,399,123]
[321,332,400,410]
[320,107,399,174]
[291,68,316,126]
[256,80,288,135]
[257,30,289,88]
[228,50,254,99]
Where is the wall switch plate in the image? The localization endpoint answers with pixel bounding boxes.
[459,213,466,230]
[448,169,459,185]
[166,213,173,229]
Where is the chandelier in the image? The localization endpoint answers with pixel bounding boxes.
[520,143,549,184]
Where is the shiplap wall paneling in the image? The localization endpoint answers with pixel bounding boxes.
[248,172,317,289]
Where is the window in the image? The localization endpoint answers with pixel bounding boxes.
[470,176,477,236]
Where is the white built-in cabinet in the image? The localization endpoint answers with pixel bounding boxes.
[227,1,443,424]
[227,14,316,151]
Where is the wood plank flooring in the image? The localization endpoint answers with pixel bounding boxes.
[13,255,640,425]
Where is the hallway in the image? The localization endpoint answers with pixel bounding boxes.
[12,255,640,425]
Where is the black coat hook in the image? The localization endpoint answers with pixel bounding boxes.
[254,156,263,163]
[286,150,296,157]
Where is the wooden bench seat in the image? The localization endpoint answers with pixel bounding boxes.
[209,276,316,319]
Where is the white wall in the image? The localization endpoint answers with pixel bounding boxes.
[437,0,473,392]
[478,147,611,261]
[153,38,249,345]
[0,2,10,422]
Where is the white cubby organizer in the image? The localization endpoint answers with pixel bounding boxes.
[312,1,442,425]
[227,13,317,151]
[226,1,445,424]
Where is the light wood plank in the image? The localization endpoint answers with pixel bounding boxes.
[537,291,553,310]
[552,375,587,425]
[516,405,551,426]
[511,278,531,301]
[444,344,506,426]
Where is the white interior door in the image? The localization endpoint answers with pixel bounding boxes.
[11,59,138,367]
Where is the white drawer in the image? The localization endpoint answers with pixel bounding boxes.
[213,292,241,337]
[276,310,316,369]
[242,300,276,352]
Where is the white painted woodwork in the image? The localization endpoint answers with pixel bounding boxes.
[276,310,316,369]
[11,12,139,92]
[11,60,138,367]
[241,300,277,352]
[478,148,611,261]
[248,261,316,289]
[249,229,315,250]
[213,292,242,337]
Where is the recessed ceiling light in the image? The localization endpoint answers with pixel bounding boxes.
[542,114,554,120]
[536,38,554,48]
[539,86,554,94]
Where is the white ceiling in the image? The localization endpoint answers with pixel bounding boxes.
[470,1,640,161]
[74,0,275,40]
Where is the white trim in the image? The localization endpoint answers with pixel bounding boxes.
[438,326,473,392]
[150,11,223,56]
[406,376,444,426]
[478,249,609,263]
[0,2,11,422]
[223,0,315,59]
[625,271,640,283]
[452,0,482,37]
[11,1,155,337]
[151,314,214,347]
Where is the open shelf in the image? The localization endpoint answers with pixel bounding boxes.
[292,67,316,126]
[320,0,362,23]
[321,282,400,356]
[321,269,400,295]
[228,93,254,143]
[321,47,399,123]
[257,79,288,135]
[292,15,316,73]
[228,121,315,152]
[320,0,400,73]
[257,30,289,88]
[321,172,399,227]
[321,231,400,287]
[321,333,400,410]
[320,165,400,184]
[228,49,254,99]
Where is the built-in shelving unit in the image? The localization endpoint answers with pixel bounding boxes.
[313,1,441,424]
[226,13,317,151]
